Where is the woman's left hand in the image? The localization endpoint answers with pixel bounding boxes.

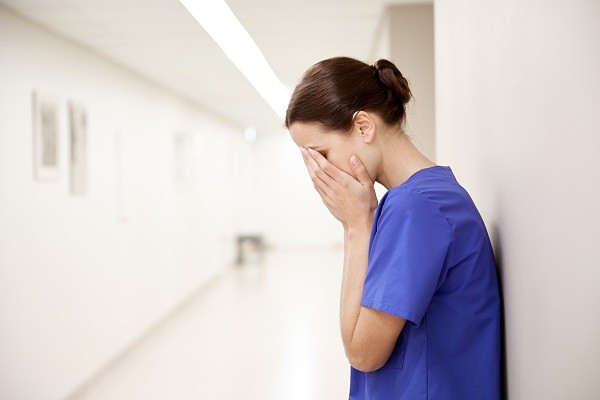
[301,147,378,229]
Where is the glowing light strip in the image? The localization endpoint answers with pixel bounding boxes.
[179,0,289,119]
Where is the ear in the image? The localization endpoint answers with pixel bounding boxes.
[352,111,376,144]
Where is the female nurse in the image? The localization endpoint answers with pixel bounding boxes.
[285,57,501,399]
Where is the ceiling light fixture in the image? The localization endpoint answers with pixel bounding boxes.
[179,0,290,120]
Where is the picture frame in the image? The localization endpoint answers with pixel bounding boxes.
[174,132,193,185]
[68,101,87,195]
[32,91,60,181]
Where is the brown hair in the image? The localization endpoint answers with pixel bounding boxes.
[285,57,412,132]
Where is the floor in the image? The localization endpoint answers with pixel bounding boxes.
[71,249,350,400]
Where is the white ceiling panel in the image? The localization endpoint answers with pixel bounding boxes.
[0,0,432,134]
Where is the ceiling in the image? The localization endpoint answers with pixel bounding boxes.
[0,0,431,135]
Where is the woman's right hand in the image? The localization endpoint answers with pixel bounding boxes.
[301,147,377,230]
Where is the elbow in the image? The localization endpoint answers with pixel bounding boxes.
[347,353,386,373]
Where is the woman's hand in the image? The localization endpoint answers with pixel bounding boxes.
[300,147,378,230]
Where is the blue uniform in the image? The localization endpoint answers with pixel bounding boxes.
[350,166,500,400]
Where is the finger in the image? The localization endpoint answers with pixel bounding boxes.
[304,149,337,189]
[301,148,334,196]
[350,155,373,186]
[306,148,362,190]
[308,163,335,202]
[314,184,331,205]
[300,146,309,160]
[306,148,347,183]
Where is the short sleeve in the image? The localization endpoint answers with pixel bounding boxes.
[361,188,454,327]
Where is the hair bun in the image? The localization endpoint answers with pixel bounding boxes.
[285,56,411,132]
[373,59,412,106]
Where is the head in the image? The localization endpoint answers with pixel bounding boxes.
[285,57,412,182]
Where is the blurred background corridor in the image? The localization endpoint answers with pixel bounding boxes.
[0,0,598,399]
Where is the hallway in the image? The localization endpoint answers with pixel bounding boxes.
[1,1,599,398]
[69,250,350,400]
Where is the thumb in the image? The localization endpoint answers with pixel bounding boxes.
[350,155,372,185]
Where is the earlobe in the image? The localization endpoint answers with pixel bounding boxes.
[363,129,375,144]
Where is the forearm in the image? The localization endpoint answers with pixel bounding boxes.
[340,220,373,358]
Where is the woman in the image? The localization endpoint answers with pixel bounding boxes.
[285,57,501,399]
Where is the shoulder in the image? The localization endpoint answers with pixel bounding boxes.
[380,186,454,232]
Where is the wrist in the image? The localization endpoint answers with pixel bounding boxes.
[344,218,373,237]
[349,211,375,230]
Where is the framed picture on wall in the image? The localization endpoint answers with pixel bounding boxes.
[174,132,193,186]
[32,91,60,181]
[68,101,87,195]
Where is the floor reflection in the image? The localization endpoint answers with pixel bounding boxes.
[71,249,349,400]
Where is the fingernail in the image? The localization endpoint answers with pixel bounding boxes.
[351,155,360,166]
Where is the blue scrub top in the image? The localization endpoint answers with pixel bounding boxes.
[350,165,501,400]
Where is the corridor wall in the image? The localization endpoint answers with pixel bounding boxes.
[0,6,247,400]
[435,0,600,398]
[389,4,435,163]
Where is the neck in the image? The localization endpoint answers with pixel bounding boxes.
[375,128,437,190]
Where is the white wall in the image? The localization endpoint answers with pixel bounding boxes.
[435,0,600,398]
[368,5,435,161]
[0,7,248,400]
[389,5,435,162]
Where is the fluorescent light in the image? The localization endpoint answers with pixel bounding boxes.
[179,0,290,120]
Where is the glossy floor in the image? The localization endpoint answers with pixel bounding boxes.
[71,249,350,400]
